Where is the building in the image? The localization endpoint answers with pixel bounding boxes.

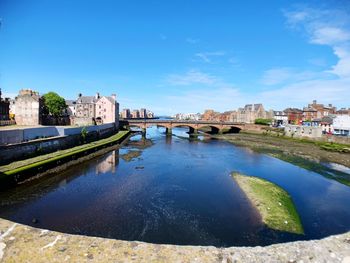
[146,110,154,118]
[237,104,267,123]
[95,94,119,124]
[336,108,350,115]
[304,100,337,120]
[74,93,98,125]
[302,106,318,121]
[0,89,10,121]
[65,100,76,117]
[131,109,140,119]
[14,89,43,125]
[121,108,131,119]
[284,108,303,125]
[140,108,147,119]
[273,111,288,126]
[70,92,119,126]
[202,109,220,121]
[174,113,201,121]
[333,115,350,136]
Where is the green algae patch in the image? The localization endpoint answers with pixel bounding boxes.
[232,173,304,234]
[120,150,142,162]
[0,131,130,176]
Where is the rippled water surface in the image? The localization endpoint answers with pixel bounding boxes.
[1,127,350,247]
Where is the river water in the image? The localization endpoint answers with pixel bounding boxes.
[1,127,350,247]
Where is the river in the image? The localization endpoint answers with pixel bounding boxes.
[0,126,350,247]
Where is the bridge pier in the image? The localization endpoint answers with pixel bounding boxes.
[141,128,146,137]
[189,127,198,135]
[166,128,172,135]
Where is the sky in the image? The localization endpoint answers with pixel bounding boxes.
[0,0,350,115]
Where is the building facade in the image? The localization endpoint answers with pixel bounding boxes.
[333,115,350,136]
[14,89,43,125]
[236,104,267,123]
[0,89,10,121]
[69,93,119,126]
[121,109,131,119]
[284,108,303,124]
[95,94,118,124]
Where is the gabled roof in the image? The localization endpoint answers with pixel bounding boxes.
[65,100,76,106]
[77,96,97,104]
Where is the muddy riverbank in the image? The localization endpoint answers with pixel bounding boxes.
[214,132,350,186]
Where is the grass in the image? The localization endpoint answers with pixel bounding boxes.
[257,130,350,153]
[0,130,130,177]
[232,173,304,235]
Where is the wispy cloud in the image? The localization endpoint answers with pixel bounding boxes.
[284,7,350,78]
[195,51,225,63]
[166,69,218,86]
[260,67,324,85]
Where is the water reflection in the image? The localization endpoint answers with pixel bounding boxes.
[95,150,119,175]
[0,127,350,247]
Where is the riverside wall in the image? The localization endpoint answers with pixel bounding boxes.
[0,123,117,165]
[0,218,349,262]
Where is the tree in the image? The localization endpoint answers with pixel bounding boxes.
[254,118,272,126]
[42,92,67,117]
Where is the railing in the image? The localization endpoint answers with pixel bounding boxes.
[124,119,246,125]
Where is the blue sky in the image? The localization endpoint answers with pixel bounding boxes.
[1,0,350,115]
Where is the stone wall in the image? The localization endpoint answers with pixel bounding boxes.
[0,218,349,262]
[0,123,117,145]
[285,124,323,138]
[0,123,118,165]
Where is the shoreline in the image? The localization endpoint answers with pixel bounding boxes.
[0,131,131,189]
[232,173,304,235]
[213,132,350,186]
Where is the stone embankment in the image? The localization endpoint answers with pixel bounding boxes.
[0,218,349,262]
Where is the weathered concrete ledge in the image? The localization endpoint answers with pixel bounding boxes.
[0,219,349,262]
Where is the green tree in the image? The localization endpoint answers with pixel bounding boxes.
[42,92,67,117]
[254,118,272,126]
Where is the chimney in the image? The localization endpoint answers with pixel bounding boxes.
[328,104,332,107]
[95,92,100,99]
[78,93,82,97]
[313,100,317,105]
[111,94,116,101]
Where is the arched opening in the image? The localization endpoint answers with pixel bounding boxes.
[198,126,220,134]
[224,126,241,134]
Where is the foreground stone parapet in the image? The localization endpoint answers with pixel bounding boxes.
[0,218,349,262]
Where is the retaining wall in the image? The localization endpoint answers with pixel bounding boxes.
[0,123,116,145]
[0,123,118,165]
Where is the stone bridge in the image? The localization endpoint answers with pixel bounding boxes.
[120,119,263,134]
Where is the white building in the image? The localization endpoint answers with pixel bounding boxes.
[333,115,350,136]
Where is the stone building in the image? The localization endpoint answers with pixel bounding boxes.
[0,89,10,121]
[121,109,131,119]
[131,109,140,119]
[74,93,98,125]
[65,100,76,117]
[140,108,147,119]
[15,89,43,125]
[95,94,119,124]
[70,93,119,126]
[236,104,267,123]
